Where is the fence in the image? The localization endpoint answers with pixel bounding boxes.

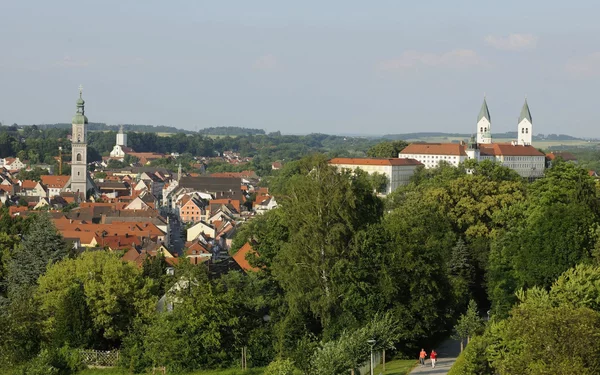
[79,349,120,367]
[357,351,382,375]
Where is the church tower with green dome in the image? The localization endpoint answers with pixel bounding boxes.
[70,85,90,196]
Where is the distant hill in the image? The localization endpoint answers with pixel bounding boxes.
[198,127,266,136]
[21,123,195,134]
[382,132,583,141]
[12,123,585,141]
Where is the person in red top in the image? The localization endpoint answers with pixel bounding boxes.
[419,349,427,366]
[430,349,438,368]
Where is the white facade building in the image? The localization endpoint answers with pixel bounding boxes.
[399,144,468,169]
[329,158,422,195]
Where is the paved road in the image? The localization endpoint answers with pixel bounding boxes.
[409,338,461,375]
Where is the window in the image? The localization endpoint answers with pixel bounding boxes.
[76,153,82,161]
[522,128,525,134]
[526,128,529,134]
[480,127,483,132]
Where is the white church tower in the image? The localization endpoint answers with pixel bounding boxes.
[116,125,127,147]
[109,125,128,159]
[517,99,533,146]
[70,86,90,196]
[477,97,492,144]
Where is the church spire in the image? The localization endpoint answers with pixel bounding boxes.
[478,96,491,122]
[519,99,532,124]
[476,96,492,144]
[72,85,88,124]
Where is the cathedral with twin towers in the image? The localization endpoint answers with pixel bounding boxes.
[399,98,546,178]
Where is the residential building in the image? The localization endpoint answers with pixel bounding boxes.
[41,175,70,198]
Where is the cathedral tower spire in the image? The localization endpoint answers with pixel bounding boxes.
[476,96,492,144]
[517,99,533,146]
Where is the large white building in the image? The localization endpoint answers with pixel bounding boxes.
[329,157,422,194]
[399,99,545,178]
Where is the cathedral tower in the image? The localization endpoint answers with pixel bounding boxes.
[70,86,89,195]
[476,97,492,144]
[517,99,533,146]
[116,124,127,146]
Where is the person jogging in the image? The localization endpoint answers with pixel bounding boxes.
[430,349,438,368]
[419,349,427,366]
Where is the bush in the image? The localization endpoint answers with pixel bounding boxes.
[447,336,490,375]
[264,358,297,375]
[8,347,84,375]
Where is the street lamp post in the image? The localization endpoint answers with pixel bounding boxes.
[367,339,376,375]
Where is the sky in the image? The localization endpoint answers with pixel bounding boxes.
[1,1,600,137]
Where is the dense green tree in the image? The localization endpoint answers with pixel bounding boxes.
[452,300,483,352]
[367,172,388,194]
[16,167,50,181]
[487,288,600,375]
[216,271,276,366]
[366,140,408,158]
[0,287,42,366]
[449,238,475,309]
[488,199,596,316]
[550,263,600,311]
[382,195,456,346]
[7,214,68,294]
[142,253,170,296]
[51,282,94,349]
[141,277,240,372]
[272,161,383,337]
[36,251,156,348]
[0,232,19,297]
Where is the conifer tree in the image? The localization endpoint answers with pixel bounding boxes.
[7,213,68,294]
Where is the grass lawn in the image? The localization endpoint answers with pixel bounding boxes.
[373,359,417,375]
[77,367,264,375]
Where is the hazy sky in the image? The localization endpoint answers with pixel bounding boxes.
[2,1,600,137]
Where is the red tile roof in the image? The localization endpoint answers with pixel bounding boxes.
[400,143,467,156]
[209,198,241,213]
[546,151,577,161]
[41,175,70,188]
[479,143,545,157]
[21,180,38,189]
[232,242,259,272]
[401,142,545,157]
[329,157,422,166]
